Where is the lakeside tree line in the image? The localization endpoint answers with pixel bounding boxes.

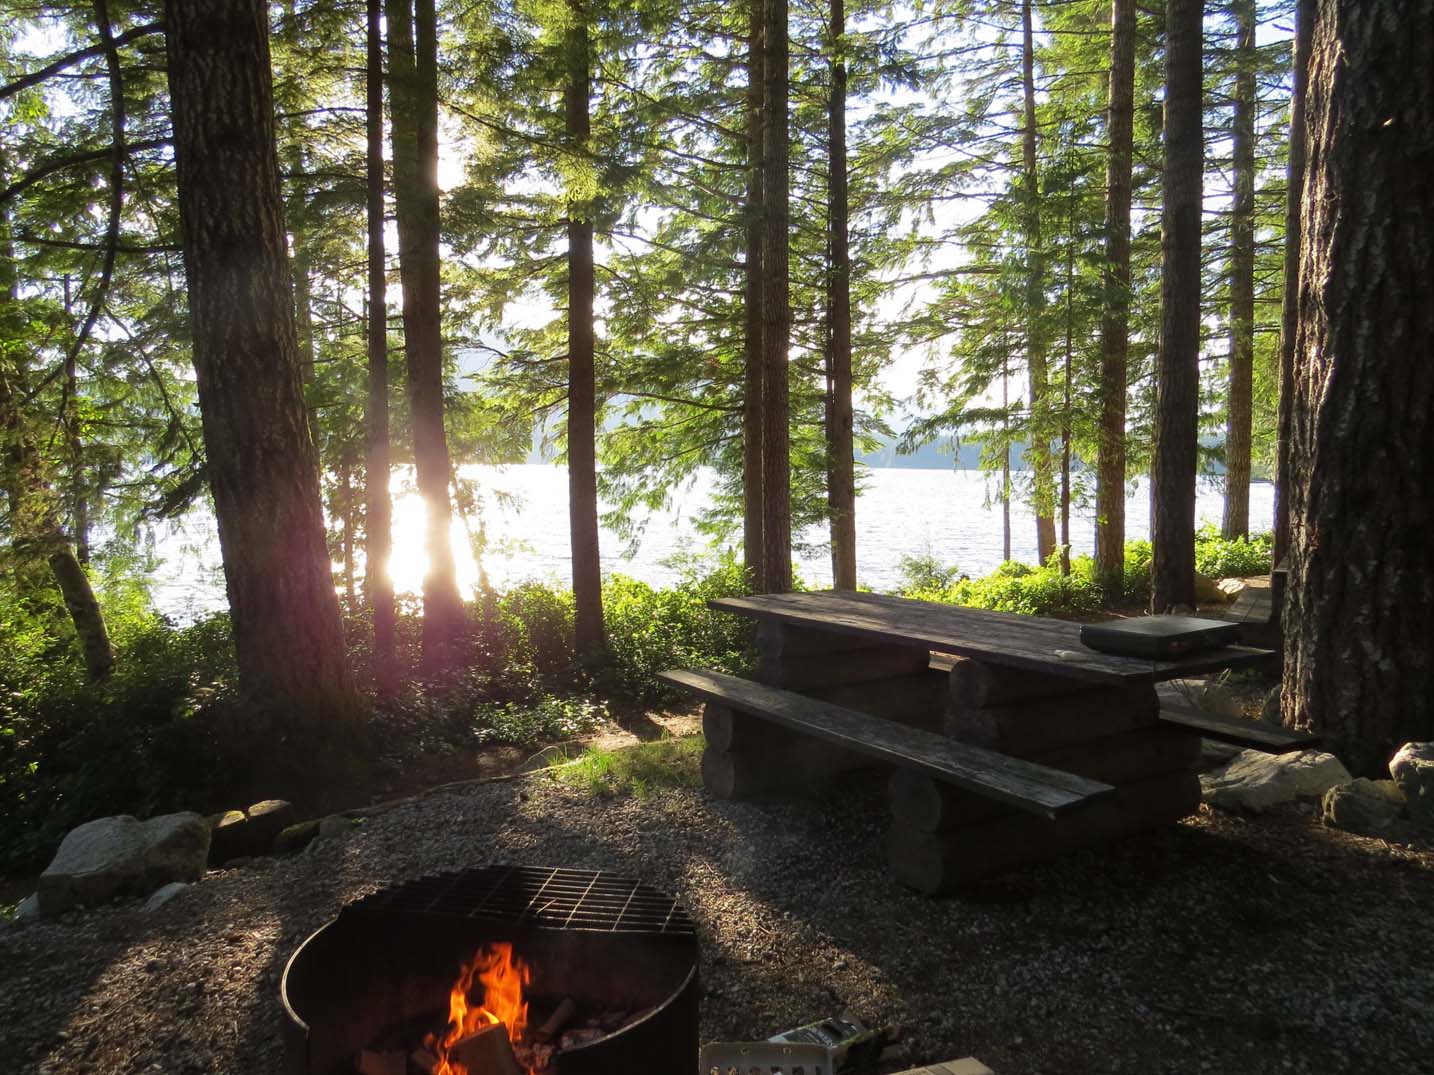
[1,0,1429,772]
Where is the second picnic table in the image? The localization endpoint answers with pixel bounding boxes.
[661,590,1280,893]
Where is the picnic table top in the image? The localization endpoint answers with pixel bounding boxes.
[710,590,1276,686]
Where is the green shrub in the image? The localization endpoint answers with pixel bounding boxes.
[895,549,963,596]
[1194,526,1274,578]
[947,555,1105,617]
[602,555,755,700]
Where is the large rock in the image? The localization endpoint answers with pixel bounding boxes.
[140,812,210,885]
[37,815,148,915]
[1200,749,1352,814]
[1194,573,1227,605]
[274,819,321,856]
[1389,742,1434,827]
[1216,578,1249,602]
[36,811,210,916]
[1322,779,1405,836]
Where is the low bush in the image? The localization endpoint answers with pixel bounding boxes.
[0,556,754,875]
[1194,526,1274,579]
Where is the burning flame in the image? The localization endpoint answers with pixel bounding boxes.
[429,943,533,1075]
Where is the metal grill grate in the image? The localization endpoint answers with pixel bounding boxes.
[343,865,696,936]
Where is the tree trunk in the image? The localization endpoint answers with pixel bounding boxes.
[388,0,466,672]
[1001,359,1011,563]
[1060,224,1074,578]
[1021,0,1055,564]
[760,0,791,593]
[566,9,604,658]
[340,451,357,602]
[742,0,765,589]
[62,318,89,564]
[163,0,357,719]
[1272,0,1314,570]
[48,542,114,681]
[825,0,856,591]
[1222,0,1256,539]
[1150,0,1203,612]
[1282,0,1434,774]
[365,0,397,697]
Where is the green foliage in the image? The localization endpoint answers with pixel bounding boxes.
[1194,526,1274,579]
[600,555,755,700]
[553,735,704,799]
[894,548,964,595]
[895,526,1274,620]
[0,597,240,875]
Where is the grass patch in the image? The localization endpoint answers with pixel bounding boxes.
[553,736,705,799]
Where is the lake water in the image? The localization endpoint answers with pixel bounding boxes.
[149,464,1275,620]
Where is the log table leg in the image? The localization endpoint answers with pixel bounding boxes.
[886,657,1203,893]
[697,624,941,800]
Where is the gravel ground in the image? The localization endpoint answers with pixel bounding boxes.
[3,761,1431,1075]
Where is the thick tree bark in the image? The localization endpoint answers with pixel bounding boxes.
[1150,0,1203,612]
[1282,0,1434,774]
[1272,0,1314,570]
[825,0,856,591]
[365,0,397,697]
[1020,0,1055,565]
[742,0,765,589]
[760,0,792,593]
[1222,0,1256,539]
[163,0,357,718]
[1096,0,1135,597]
[566,10,604,658]
[388,0,466,671]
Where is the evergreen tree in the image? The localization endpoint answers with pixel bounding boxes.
[1151,0,1203,611]
[163,0,357,719]
[1282,0,1433,773]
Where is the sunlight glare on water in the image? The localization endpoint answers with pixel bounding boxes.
[146,464,1274,621]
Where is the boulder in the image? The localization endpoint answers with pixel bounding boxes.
[36,811,210,916]
[207,810,252,865]
[140,812,210,885]
[1200,737,1243,769]
[1216,578,1249,601]
[142,881,191,913]
[1200,749,1352,814]
[317,815,357,841]
[1194,574,1226,605]
[245,799,295,853]
[1322,779,1405,836]
[274,819,321,856]
[37,815,148,915]
[1389,742,1434,828]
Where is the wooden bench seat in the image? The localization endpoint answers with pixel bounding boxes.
[658,668,1114,819]
[1158,700,1322,754]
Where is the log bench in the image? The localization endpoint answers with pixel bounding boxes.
[657,668,1115,819]
[668,591,1278,893]
[1157,699,1322,753]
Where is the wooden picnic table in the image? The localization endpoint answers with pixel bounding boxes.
[673,590,1280,893]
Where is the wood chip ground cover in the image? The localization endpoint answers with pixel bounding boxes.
[2,763,1430,1074]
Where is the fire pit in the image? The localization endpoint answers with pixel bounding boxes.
[281,865,700,1075]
